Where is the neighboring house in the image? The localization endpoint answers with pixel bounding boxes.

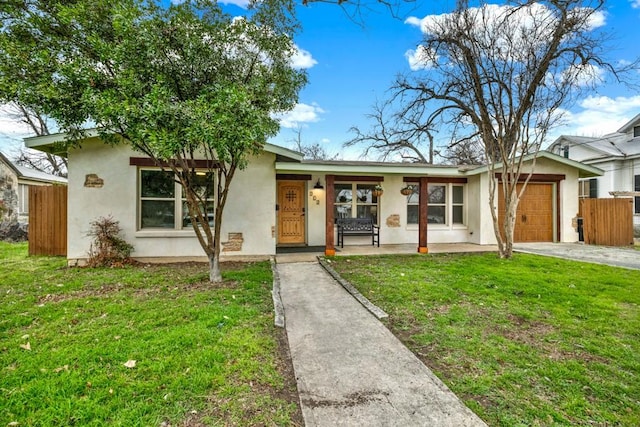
[25,132,601,264]
[0,151,67,223]
[548,113,640,223]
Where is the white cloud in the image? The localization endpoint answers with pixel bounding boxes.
[545,95,640,143]
[290,45,317,69]
[405,3,607,69]
[320,138,331,144]
[551,63,605,88]
[218,0,251,8]
[274,103,325,128]
[404,45,437,71]
[632,0,640,9]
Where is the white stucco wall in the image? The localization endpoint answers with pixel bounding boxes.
[307,174,474,248]
[474,157,581,244]
[67,139,276,263]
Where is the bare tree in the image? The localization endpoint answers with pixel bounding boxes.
[346,99,435,163]
[395,0,634,258]
[3,103,67,177]
[440,137,485,165]
[290,127,339,160]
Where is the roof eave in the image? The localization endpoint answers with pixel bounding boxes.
[275,161,466,176]
[464,151,603,178]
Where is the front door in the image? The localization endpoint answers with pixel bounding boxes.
[277,181,306,245]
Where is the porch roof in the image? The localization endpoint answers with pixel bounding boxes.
[275,160,471,177]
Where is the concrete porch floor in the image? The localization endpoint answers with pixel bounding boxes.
[276,243,498,263]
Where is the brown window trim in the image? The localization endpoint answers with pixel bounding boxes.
[333,175,384,182]
[130,157,219,169]
[495,173,565,183]
[276,174,312,181]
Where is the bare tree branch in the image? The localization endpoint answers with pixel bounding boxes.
[345,98,435,163]
[386,0,636,257]
[290,126,339,160]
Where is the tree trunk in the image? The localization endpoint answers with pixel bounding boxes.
[208,252,222,282]
[499,185,519,259]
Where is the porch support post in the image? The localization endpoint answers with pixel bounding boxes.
[418,176,429,253]
[325,175,336,256]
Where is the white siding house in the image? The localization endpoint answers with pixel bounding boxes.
[548,113,640,225]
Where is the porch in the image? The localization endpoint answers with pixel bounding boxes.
[275,242,498,263]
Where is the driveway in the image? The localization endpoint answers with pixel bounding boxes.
[514,242,640,270]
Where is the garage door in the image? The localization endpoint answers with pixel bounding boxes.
[498,183,554,242]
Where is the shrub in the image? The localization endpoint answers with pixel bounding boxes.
[86,216,133,267]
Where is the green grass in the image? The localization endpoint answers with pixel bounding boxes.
[329,252,640,426]
[0,242,300,426]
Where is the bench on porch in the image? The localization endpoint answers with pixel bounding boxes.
[337,217,380,248]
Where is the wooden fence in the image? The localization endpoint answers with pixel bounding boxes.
[579,198,633,246]
[29,185,67,256]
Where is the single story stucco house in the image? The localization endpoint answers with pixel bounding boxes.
[25,132,602,264]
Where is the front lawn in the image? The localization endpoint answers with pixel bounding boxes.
[0,242,301,426]
[329,252,640,426]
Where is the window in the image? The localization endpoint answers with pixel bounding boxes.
[17,184,28,215]
[139,169,214,230]
[634,126,640,138]
[579,178,597,199]
[406,183,465,225]
[334,182,379,224]
[635,175,640,214]
[428,184,446,224]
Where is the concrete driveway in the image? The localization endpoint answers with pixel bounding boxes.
[514,242,640,270]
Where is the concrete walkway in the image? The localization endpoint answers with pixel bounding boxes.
[514,242,640,270]
[277,261,486,427]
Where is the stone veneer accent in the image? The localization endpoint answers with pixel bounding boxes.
[84,174,104,188]
[386,214,400,228]
[222,232,244,252]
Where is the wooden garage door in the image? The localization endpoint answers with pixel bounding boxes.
[498,183,554,242]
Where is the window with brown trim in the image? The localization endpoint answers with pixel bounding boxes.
[334,182,379,224]
[139,169,215,230]
[406,183,465,226]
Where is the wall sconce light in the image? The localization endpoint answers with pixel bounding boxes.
[311,179,324,205]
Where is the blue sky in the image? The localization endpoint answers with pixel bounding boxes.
[1,0,639,160]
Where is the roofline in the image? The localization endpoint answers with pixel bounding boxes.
[0,151,20,175]
[465,151,603,178]
[276,161,467,176]
[263,143,303,161]
[25,130,303,161]
[17,176,68,185]
[617,113,640,133]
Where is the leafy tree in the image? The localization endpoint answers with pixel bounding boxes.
[0,0,306,281]
[393,0,635,258]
